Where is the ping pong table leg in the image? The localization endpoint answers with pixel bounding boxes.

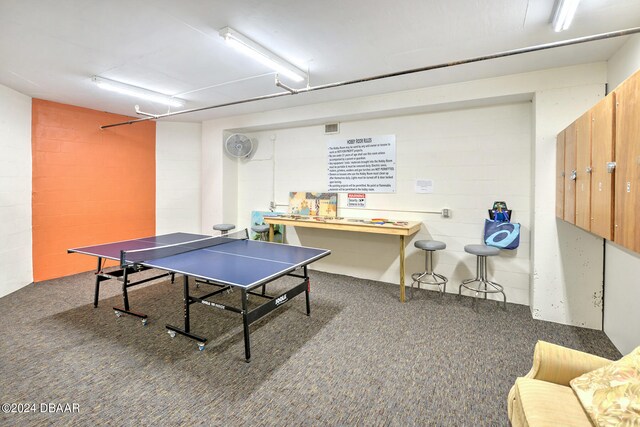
[183,275,190,333]
[112,266,148,324]
[122,267,131,311]
[93,257,102,308]
[165,275,207,350]
[241,289,251,362]
[304,265,310,316]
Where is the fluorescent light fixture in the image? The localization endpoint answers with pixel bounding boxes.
[551,0,581,32]
[92,76,184,107]
[219,27,306,83]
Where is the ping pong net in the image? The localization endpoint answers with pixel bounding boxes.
[119,229,249,267]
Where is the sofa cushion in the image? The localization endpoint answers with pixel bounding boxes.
[570,346,640,426]
[512,377,592,426]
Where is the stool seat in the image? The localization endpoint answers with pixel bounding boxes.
[213,223,235,232]
[415,240,446,251]
[464,244,499,257]
[251,224,270,233]
[410,240,448,299]
[252,224,270,241]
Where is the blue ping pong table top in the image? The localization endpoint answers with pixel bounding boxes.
[70,233,330,289]
[69,233,212,260]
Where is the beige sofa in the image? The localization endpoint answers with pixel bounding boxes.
[507,340,613,426]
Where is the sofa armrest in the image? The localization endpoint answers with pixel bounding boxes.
[524,340,612,386]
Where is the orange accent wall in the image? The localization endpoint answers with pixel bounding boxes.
[32,99,156,281]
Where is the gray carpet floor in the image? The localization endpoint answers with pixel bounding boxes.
[0,269,621,426]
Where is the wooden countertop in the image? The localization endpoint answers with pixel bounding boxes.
[264,215,422,236]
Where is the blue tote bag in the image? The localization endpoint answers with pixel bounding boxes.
[483,219,520,250]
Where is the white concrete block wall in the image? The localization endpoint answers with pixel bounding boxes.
[604,244,640,354]
[532,85,606,330]
[237,103,532,304]
[202,63,610,328]
[156,122,202,235]
[607,34,640,91]
[604,34,640,353]
[0,84,32,297]
[201,126,239,233]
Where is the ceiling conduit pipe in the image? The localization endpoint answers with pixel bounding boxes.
[100,27,640,129]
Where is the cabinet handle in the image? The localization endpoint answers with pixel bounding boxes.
[570,170,577,181]
[607,162,616,173]
[585,166,592,174]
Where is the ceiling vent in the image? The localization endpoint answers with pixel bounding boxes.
[324,123,339,134]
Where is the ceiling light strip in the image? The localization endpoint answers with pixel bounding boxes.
[219,27,306,82]
[92,76,185,107]
[100,26,640,129]
[552,0,581,32]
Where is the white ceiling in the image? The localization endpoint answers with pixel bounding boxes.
[1,0,639,124]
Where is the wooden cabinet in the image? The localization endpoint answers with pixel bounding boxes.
[563,122,577,224]
[590,95,615,240]
[614,71,640,252]
[556,69,640,253]
[575,112,592,230]
[556,130,565,219]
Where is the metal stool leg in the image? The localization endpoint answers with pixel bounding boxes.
[411,250,447,299]
[410,271,427,299]
[459,254,507,310]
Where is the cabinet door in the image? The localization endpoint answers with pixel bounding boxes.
[575,112,592,230]
[564,122,577,224]
[590,94,615,240]
[556,130,565,219]
[614,71,640,252]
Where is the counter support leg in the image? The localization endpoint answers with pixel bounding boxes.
[400,235,406,303]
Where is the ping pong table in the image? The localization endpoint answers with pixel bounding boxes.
[68,229,330,361]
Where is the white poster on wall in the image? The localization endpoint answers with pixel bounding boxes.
[415,179,434,194]
[327,135,396,193]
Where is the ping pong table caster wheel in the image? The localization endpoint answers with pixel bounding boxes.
[197,343,206,351]
[114,310,122,318]
[141,318,148,326]
[168,330,176,338]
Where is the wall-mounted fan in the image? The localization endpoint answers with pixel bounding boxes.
[225,133,253,159]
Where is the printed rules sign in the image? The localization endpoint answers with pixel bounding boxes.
[327,135,396,193]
